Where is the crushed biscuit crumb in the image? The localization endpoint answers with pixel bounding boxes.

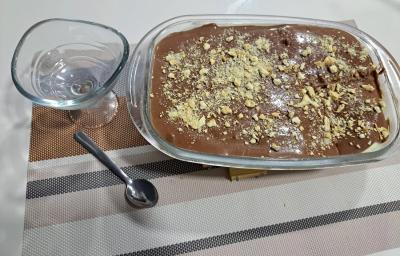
[301,46,312,57]
[292,116,301,126]
[273,78,282,86]
[225,36,234,42]
[207,119,217,127]
[221,106,233,114]
[329,65,338,73]
[245,99,256,108]
[361,84,375,91]
[270,143,281,151]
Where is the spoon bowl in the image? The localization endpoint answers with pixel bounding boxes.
[126,179,158,208]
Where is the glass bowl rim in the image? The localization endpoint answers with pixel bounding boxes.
[11,18,130,109]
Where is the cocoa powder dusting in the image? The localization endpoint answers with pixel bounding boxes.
[150,24,389,158]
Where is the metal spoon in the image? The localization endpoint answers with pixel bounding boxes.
[74,131,158,208]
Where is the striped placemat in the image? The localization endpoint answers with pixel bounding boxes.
[23,40,400,255]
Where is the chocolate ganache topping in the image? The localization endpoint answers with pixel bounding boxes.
[150,24,389,158]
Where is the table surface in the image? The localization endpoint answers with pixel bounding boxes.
[1,0,400,255]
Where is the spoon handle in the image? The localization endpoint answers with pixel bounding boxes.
[74,131,131,184]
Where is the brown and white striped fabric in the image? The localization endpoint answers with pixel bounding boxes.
[23,40,400,255]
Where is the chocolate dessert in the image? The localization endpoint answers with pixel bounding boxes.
[150,24,389,158]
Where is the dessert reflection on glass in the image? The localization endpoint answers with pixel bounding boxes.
[150,24,389,158]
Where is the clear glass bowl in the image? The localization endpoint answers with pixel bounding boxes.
[127,15,400,169]
[12,18,129,127]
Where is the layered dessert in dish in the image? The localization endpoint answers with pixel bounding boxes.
[150,24,389,158]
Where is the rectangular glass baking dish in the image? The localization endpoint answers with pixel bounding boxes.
[127,15,400,170]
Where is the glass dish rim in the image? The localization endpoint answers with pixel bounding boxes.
[11,18,130,109]
[127,14,400,169]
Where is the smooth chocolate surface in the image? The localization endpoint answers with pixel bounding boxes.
[150,24,389,158]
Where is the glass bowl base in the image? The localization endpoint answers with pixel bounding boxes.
[69,91,118,128]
